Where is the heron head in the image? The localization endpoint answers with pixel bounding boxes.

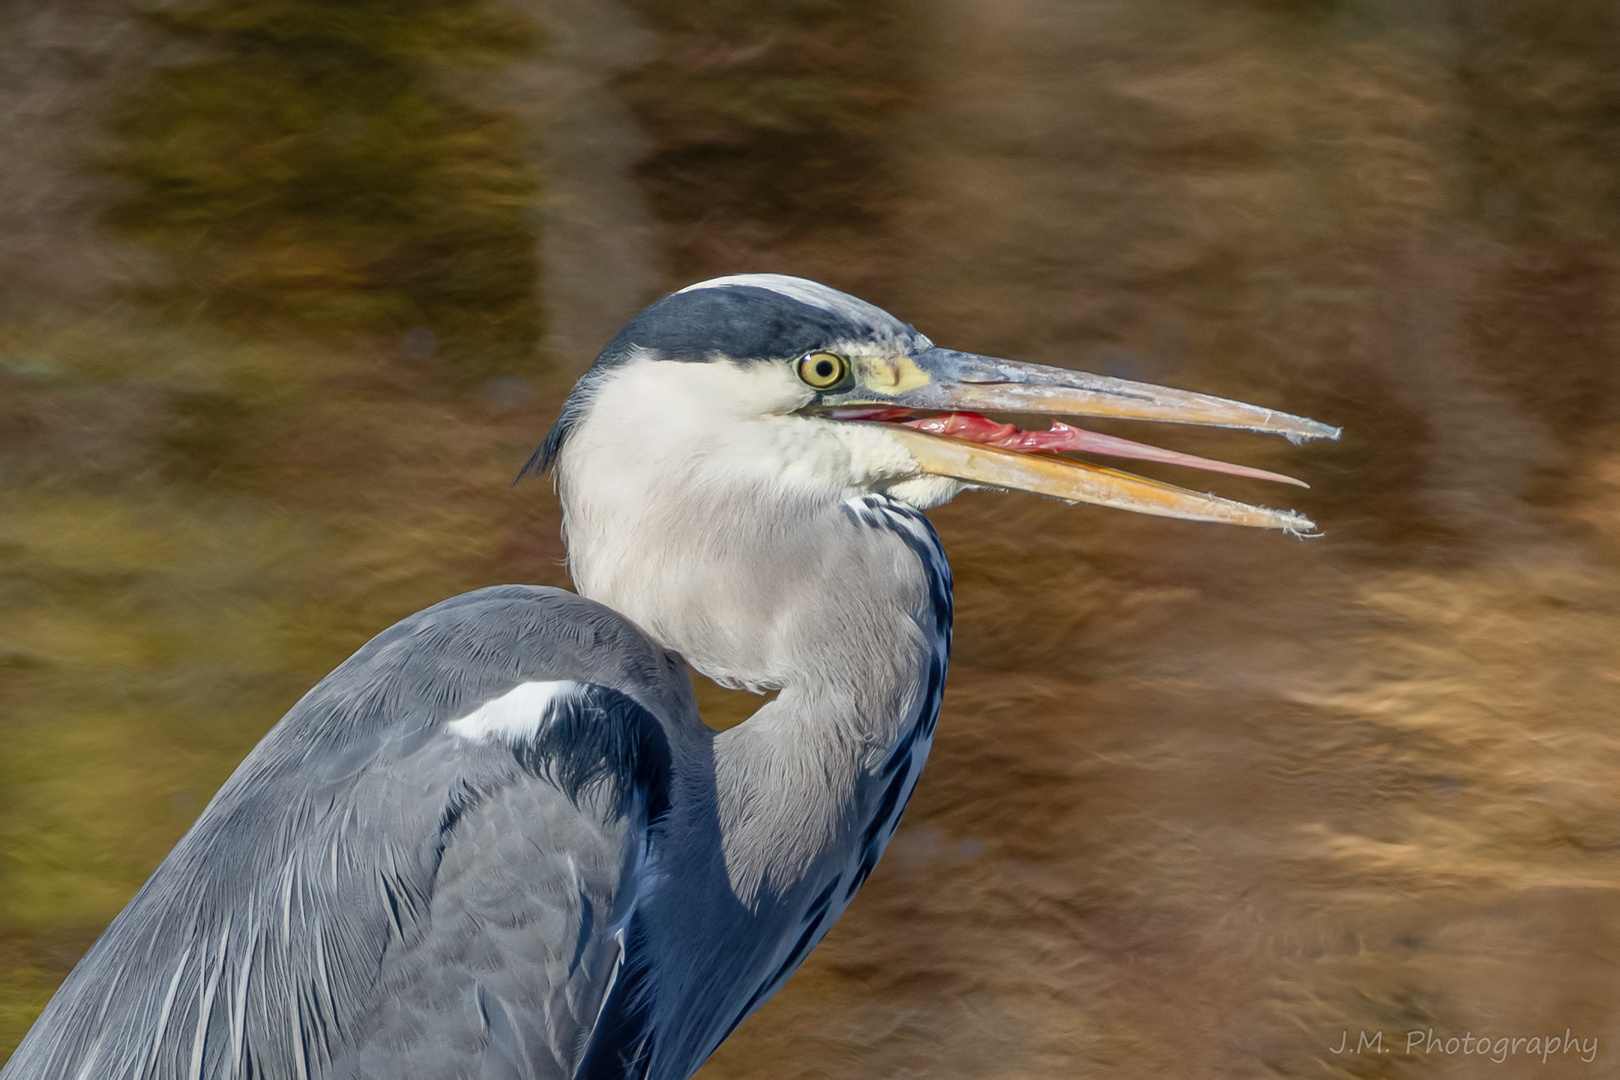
[532,274,1338,682]
[535,273,1338,534]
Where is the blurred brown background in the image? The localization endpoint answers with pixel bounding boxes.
[3,0,1620,1075]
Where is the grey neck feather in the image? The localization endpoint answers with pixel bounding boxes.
[556,462,942,905]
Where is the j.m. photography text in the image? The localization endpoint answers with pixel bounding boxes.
[1329,1028,1599,1064]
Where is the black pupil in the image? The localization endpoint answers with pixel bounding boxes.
[815,359,835,379]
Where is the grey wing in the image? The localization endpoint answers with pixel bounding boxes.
[1,586,681,1080]
[339,680,670,1079]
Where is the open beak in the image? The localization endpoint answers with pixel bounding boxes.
[825,347,1340,534]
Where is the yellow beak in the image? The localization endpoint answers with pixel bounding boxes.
[826,347,1339,534]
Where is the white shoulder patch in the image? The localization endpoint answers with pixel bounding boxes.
[447,680,584,742]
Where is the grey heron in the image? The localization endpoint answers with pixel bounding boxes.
[3,274,1337,1079]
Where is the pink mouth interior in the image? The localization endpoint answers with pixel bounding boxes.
[834,408,1306,488]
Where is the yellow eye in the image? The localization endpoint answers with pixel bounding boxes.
[797,351,848,389]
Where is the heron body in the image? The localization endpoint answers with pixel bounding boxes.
[3,275,1333,1079]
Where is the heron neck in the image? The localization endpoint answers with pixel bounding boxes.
[562,480,951,902]
[707,496,952,904]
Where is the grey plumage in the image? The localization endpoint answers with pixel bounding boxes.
[5,272,1333,1079]
[5,589,691,1078]
[6,504,950,1080]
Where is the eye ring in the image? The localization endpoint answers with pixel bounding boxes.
[797,351,848,390]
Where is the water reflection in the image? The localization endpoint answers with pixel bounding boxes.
[613,0,916,282]
[109,0,542,374]
[3,0,1620,1075]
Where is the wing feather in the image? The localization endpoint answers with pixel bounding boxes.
[1,586,682,1080]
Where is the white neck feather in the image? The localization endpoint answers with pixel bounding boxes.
[554,356,951,901]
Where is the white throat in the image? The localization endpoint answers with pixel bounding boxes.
[554,355,953,692]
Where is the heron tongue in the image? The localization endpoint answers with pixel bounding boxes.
[901,411,1307,488]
